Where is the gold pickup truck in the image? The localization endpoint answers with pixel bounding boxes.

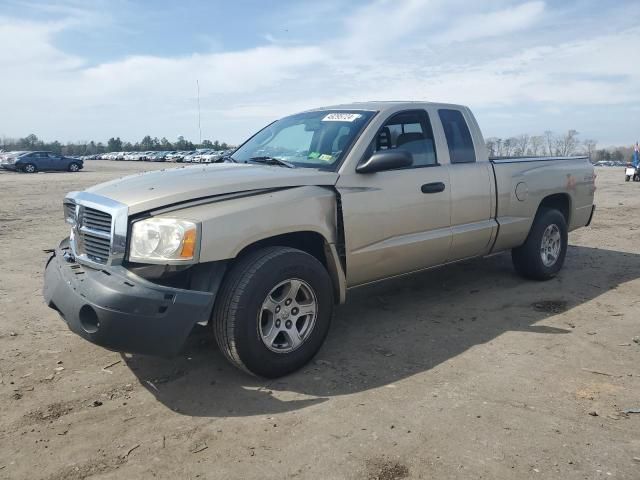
[43,101,596,377]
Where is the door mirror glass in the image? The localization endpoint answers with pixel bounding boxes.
[356,150,412,174]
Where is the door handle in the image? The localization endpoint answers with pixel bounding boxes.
[421,182,446,194]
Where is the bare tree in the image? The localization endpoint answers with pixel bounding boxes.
[583,139,597,159]
[485,138,498,157]
[514,134,530,156]
[544,131,555,156]
[503,138,516,157]
[556,130,580,156]
[529,135,544,156]
[494,138,503,157]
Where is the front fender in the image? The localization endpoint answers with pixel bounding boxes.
[155,186,338,263]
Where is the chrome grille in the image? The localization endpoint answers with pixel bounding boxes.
[78,207,113,263]
[64,202,114,264]
[83,207,112,233]
[63,192,128,267]
[81,230,111,262]
[64,203,76,224]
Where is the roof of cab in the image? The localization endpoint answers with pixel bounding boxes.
[306,101,467,113]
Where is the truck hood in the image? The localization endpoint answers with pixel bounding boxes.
[86,163,339,214]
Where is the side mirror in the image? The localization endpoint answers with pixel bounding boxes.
[356,150,412,174]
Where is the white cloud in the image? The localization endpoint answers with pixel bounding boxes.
[436,1,546,44]
[0,17,81,69]
[0,1,638,145]
[342,0,439,54]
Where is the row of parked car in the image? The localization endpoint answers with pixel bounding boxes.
[593,160,628,167]
[0,148,237,173]
[82,149,234,163]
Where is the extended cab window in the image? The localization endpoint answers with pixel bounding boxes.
[370,110,437,168]
[438,109,476,164]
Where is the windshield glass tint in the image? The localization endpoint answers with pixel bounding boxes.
[232,110,375,169]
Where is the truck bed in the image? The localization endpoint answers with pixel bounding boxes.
[489,155,595,253]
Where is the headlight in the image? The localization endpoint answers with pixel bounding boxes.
[129,218,198,263]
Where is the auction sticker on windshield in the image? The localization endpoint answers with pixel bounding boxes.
[322,113,362,122]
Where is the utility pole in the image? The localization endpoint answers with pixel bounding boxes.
[196,79,202,145]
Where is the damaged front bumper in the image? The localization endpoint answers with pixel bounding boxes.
[43,238,214,356]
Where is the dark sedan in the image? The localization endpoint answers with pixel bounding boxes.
[1,151,84,173]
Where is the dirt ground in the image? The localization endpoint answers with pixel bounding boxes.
[0,162,639,480]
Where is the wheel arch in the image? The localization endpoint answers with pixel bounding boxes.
[537,192,571,224]
[233,231,346,304]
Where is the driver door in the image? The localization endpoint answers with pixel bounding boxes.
[47,153,64,170]
[35,152,52,169]
[336,110,451,287]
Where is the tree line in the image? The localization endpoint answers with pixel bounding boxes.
[2,131,635,163]
[486,130,633,163]
[485,130,597,158]
[0,134,232,156]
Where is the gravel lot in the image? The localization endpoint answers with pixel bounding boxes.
[0,162,639,479]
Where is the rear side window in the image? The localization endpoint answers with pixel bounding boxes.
[438,109,476,164]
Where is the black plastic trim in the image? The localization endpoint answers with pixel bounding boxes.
[43,238,216,356]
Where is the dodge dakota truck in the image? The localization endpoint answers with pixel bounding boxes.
[44,102,596,378]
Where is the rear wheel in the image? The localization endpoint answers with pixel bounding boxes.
[626,175,631,182]
[212,246,333,378]
[22,163,37,173]
[512,208,568,280]
[68,162,80,172]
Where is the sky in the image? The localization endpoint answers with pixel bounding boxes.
[1,0,639,147]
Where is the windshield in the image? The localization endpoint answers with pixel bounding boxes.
[231,110,375,169]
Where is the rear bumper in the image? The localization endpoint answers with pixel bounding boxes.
[43,238,214,356]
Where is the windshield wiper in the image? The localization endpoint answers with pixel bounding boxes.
[246,156,295,168]
[214,154,237,163]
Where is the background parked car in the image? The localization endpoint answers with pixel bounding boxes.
[182,151,198,162]
[1,151,83,173]
[0,151,27,164]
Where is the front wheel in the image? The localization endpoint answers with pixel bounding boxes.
[512,208,568,280]
[626,175,631,182]
[212,247,334,378]
[68,162,80,172]
[22,163,37,173]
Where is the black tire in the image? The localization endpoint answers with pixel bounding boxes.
[512,208,568,281]
[212,246,334,378]
[68,162,80,172]
[626,175,631,182]
[22,163,37,173]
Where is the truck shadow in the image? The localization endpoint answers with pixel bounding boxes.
[123,245,639,417]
